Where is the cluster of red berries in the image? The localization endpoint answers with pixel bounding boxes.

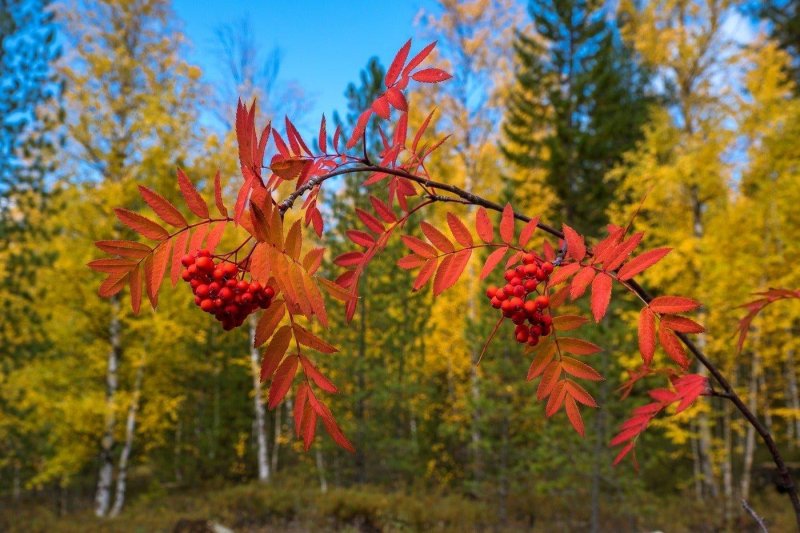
[181,249,275,330]
[485,254,554,346]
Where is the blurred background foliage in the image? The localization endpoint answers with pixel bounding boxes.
[2,0,800,530]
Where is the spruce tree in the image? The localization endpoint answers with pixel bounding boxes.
[501,0,651,235]
[753,0,800,90]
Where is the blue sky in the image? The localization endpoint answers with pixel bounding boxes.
[173,0,434,128]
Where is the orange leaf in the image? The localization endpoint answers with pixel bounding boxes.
[661,315,705,334]
[551,315,589,331]
[114,208,168,241]
[386,39,411,87]
[649,296,701,314]
[518,217,539,247]
[255,300,285,348]
[88,258,137,274]
[138,185,188,228]
[590,272,613,322]
[562,224,586,261]
[420,221,454,253]
[261,325,291,381]
[402,235,436,258]
[570,266,596,300]
[638,307,656,366]
[560,356,604,381]
[147,240,171,308]
[98,273,128,298]
[618,248,671,280]
[447,212,472,247]
[545,380,567,417]
[413,258,437,290]
[170,230,189,286]
[565,396,585,436]
[129,264,142,314]
[480,246,508,280]
[268,355,298,409]
[475,207,494,243]
[549,262,580,286]
[536,360,561,400]
[205,221,226,252]
[527,341,556,380]
[499,203,514,243]
[558,337,602,356]
[565,379,597,407]
[177,168,209,219]
[397,254,427,269]
[293,323,337,353]
[603,232,643,271]
[213,170,228,217]
[299,355,338,393]
[659,326,689,369]
[95,240,151,258]
[308,392,355,453]
[433,248,470,295]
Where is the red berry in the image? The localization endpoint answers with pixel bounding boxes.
[197,249,211,257]
[242,293,253,304]
[535,268,547,281]
[510,276,522,286]
[535,295,550,309]
[200,299,214,312]
[249,281,262,293]
[214,298,223,309]
[237,280,250,292]
[530,324,543,336]
[516,331,528,343]
[515,266,525,277]
[195,284,210,298]
[195,256,214,272]
[222,263,238,277]
[541,262,554,274]
[187,264,198,276]
[486,286,498,299]
[496,289,507,301]
[513,285,525,297]
[264,286,275,298]
[194,295,201,305]
[523,253,536,264]
[181,254,195,267]
[219,287,233,301]
[524,279,537,292]
[212,268,225,281]
[490,297,502,308]
[181,269,192,281]
[524,300,537,314]
[541,324,551,336]
[509,297,523,310]
[527,335,539,346]
[225,279,237,288]
[541,315,553,326]
[501,300,514,314]
[504,270,514,282]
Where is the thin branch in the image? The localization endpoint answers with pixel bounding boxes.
[742,499,769,533]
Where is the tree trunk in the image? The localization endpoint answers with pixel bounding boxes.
[691,420,703,498]
[741,353,759,501]
[316,445,328,493]
[696,351,719,498]
[249,315,271,483]
[271,403,281,474]
[722,402,733,527]
[95,297,121,518]
[355,278,368,484]
[787,345,800,447]
[110,360,144,517]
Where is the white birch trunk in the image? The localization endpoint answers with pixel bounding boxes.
[248,315,270,482]
[95,298,120,517]
[110,361,144,517]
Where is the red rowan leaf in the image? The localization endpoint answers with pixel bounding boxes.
[255,301,285,348]
[114,208,168,241]
[550,285,570,309]
[334,252,364,267]
[562,224,586,261]
[549,262,580,286]
[138,186,188,228]
[170,231,188,286]
[412,109,435,153]
[318,114,327,153]
[294,383,309,437]
[147,240,171,307]
[545,380,567,417]
[478,316,505,364]
[319,277,351,302]
[499,203,514,243]
[638,307,656,366]
[565,396,585,436]
[386,87,408,111]
[284,220,302,260]
[300,404,318,451]
[413,258,437,290]
[205,221,226,252]
[356,208,385,234]
[412,68,452,83]
[612,441,636,466]
[285,116,312,156]
[447,212,472,247]
[519,217,539,247]
[99,273,128,298]
[565,379,597,407]
[386,39,412,87]
[88,258,137,274]
[304,274,330,328]
[177,168,209,219]
[95,240,151,258]
[558,337,602,356]
[271,157,306,180]
[261,325,292,381]
[293,323,337,354]
[272,129,290,158]
[570,266,596,300]
[396,254,426,270]
[527,341,556,380]
[561,356,604,381]
[433,249,471,295]
[303,247,325,274]
[402,235,436,258]
[551,315,589,331]
[537,360,562,400]
[591,228,625,266]
[603,232,644,271]
[372,95,391,120]
[421,221,454,253]
[618,248,671,280]
[212,171,228,218]
[661,315,704,333]
[347,230,375,248]
[129,264,142,314]
[369,196,396,223]
[649,296,701,314]
[403,41,436,77]
[347,109,372,149]
[590,272,613,322]
[659,326,690,369]
[432,254,454,296]
[475,207,494,243]
[649,388,677,403]
[299,355,338,393]
[268,355,298,409]
[480,246,508,280]
[307,392,355,453]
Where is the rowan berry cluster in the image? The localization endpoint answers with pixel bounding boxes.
[181,249,275,330]
[485,253,554,346]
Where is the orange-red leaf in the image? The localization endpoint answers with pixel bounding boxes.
[413,258,437,290]
[549,262,580,286]
[447,212,472,247]
[562,224,586,261]
[397,254,426,270]
[129,264,142,314]
[299,355,338,393]
[551,315,589,331]
[138,185,188,228]
[661,315,705,333]
[402,235,436,258]
[519,217,539,247]
[618,248,671,280]
[659,326,690,369]
[649,296,701,314]
[214,170,228,217]
[170,230,189,286]
[527,341,556,380]
[411,68,452,83]
[177,168,209,219]
[536,360,562,400]
[420,221,453,253]
[545,380,567,417]
[570,266,596,300]
[268,355,298,409]
[261,325,291,381]
[95,240,151,258]
[433,249,470,295]
[561,356,604,381]
[590,272,613,322]
[147,240,171,307]
[565,379,597,407]
[114,208,168,241]
[558,337,602,356]
[499,203,514,244]
[293,324,338,353]
[386,39,411,87]
[480,246,508,280]
[638,307,656,366]
[255,300,286,348]
[356,208,385,234]
[565,396,585,436]
[475,207,494,243]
